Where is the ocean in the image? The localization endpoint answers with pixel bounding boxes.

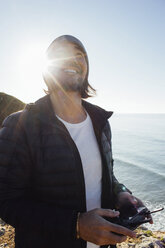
[110,114,165,231]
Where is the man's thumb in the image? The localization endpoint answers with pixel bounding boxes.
[97,208,120,218]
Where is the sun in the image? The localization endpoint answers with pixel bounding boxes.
[15,41,49,102]
[18,42,48,78]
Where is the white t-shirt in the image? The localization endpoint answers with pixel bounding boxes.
[56,111,102,248]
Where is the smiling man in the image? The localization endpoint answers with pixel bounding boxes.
[0,35,152,248]
[43,36,88,94]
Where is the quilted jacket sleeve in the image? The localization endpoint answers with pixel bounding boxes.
[0,113,78,243]
[103,121,132,197]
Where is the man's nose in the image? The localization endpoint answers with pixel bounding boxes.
[70,56,80,67]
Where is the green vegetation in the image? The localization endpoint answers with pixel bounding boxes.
[143,230,153,237]
[0,92,25,127]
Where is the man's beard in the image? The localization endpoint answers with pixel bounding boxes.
[47,68,86,92]
[59,74,85,92]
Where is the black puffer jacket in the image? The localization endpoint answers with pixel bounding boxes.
[0,95,128,248]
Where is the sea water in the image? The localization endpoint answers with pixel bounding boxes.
[110,114,165,231]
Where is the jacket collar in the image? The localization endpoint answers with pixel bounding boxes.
[82,100,113,131]
[26,94,113,131]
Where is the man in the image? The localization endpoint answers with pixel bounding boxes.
[0,35,152,248]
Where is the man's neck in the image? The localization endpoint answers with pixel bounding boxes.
[50,90,87,124]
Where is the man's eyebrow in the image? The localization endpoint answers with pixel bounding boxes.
[74,44,81,49]
[76,51,86,57]
[74,44,86,54]
[76,52,83,56]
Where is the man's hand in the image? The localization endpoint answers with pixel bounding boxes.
[116,192,153,224]
[116,192,138,208]
[78,208,136,246]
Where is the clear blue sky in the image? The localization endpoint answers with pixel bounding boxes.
[0,0,165,113]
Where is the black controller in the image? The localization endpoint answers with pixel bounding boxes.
[104,206,164,232]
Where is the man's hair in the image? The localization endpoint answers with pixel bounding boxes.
[43,35,96,99]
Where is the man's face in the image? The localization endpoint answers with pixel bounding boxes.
[45,41,88,92]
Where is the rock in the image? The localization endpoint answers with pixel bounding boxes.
[0,244,8,248]
[141,226,148,231]
[116,228,165,248]
[155,240,165,247]
[161,238,165,244]
[0,219,6,227]
[148,242,154,248]
[0,228,5,237]
[139,235,147,240]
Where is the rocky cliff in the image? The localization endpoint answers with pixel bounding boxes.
[0,92,25,127]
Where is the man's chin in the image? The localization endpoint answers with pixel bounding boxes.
[59,79,84,92]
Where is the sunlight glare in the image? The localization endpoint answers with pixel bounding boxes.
[16,42,48,101]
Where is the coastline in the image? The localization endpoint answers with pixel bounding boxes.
[0,219,165,248]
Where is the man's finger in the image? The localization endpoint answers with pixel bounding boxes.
[96,208,120,218]
[105,222,136,239]
[129,196,138,205]
[104,231,127,245]
[148,214,153,224]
